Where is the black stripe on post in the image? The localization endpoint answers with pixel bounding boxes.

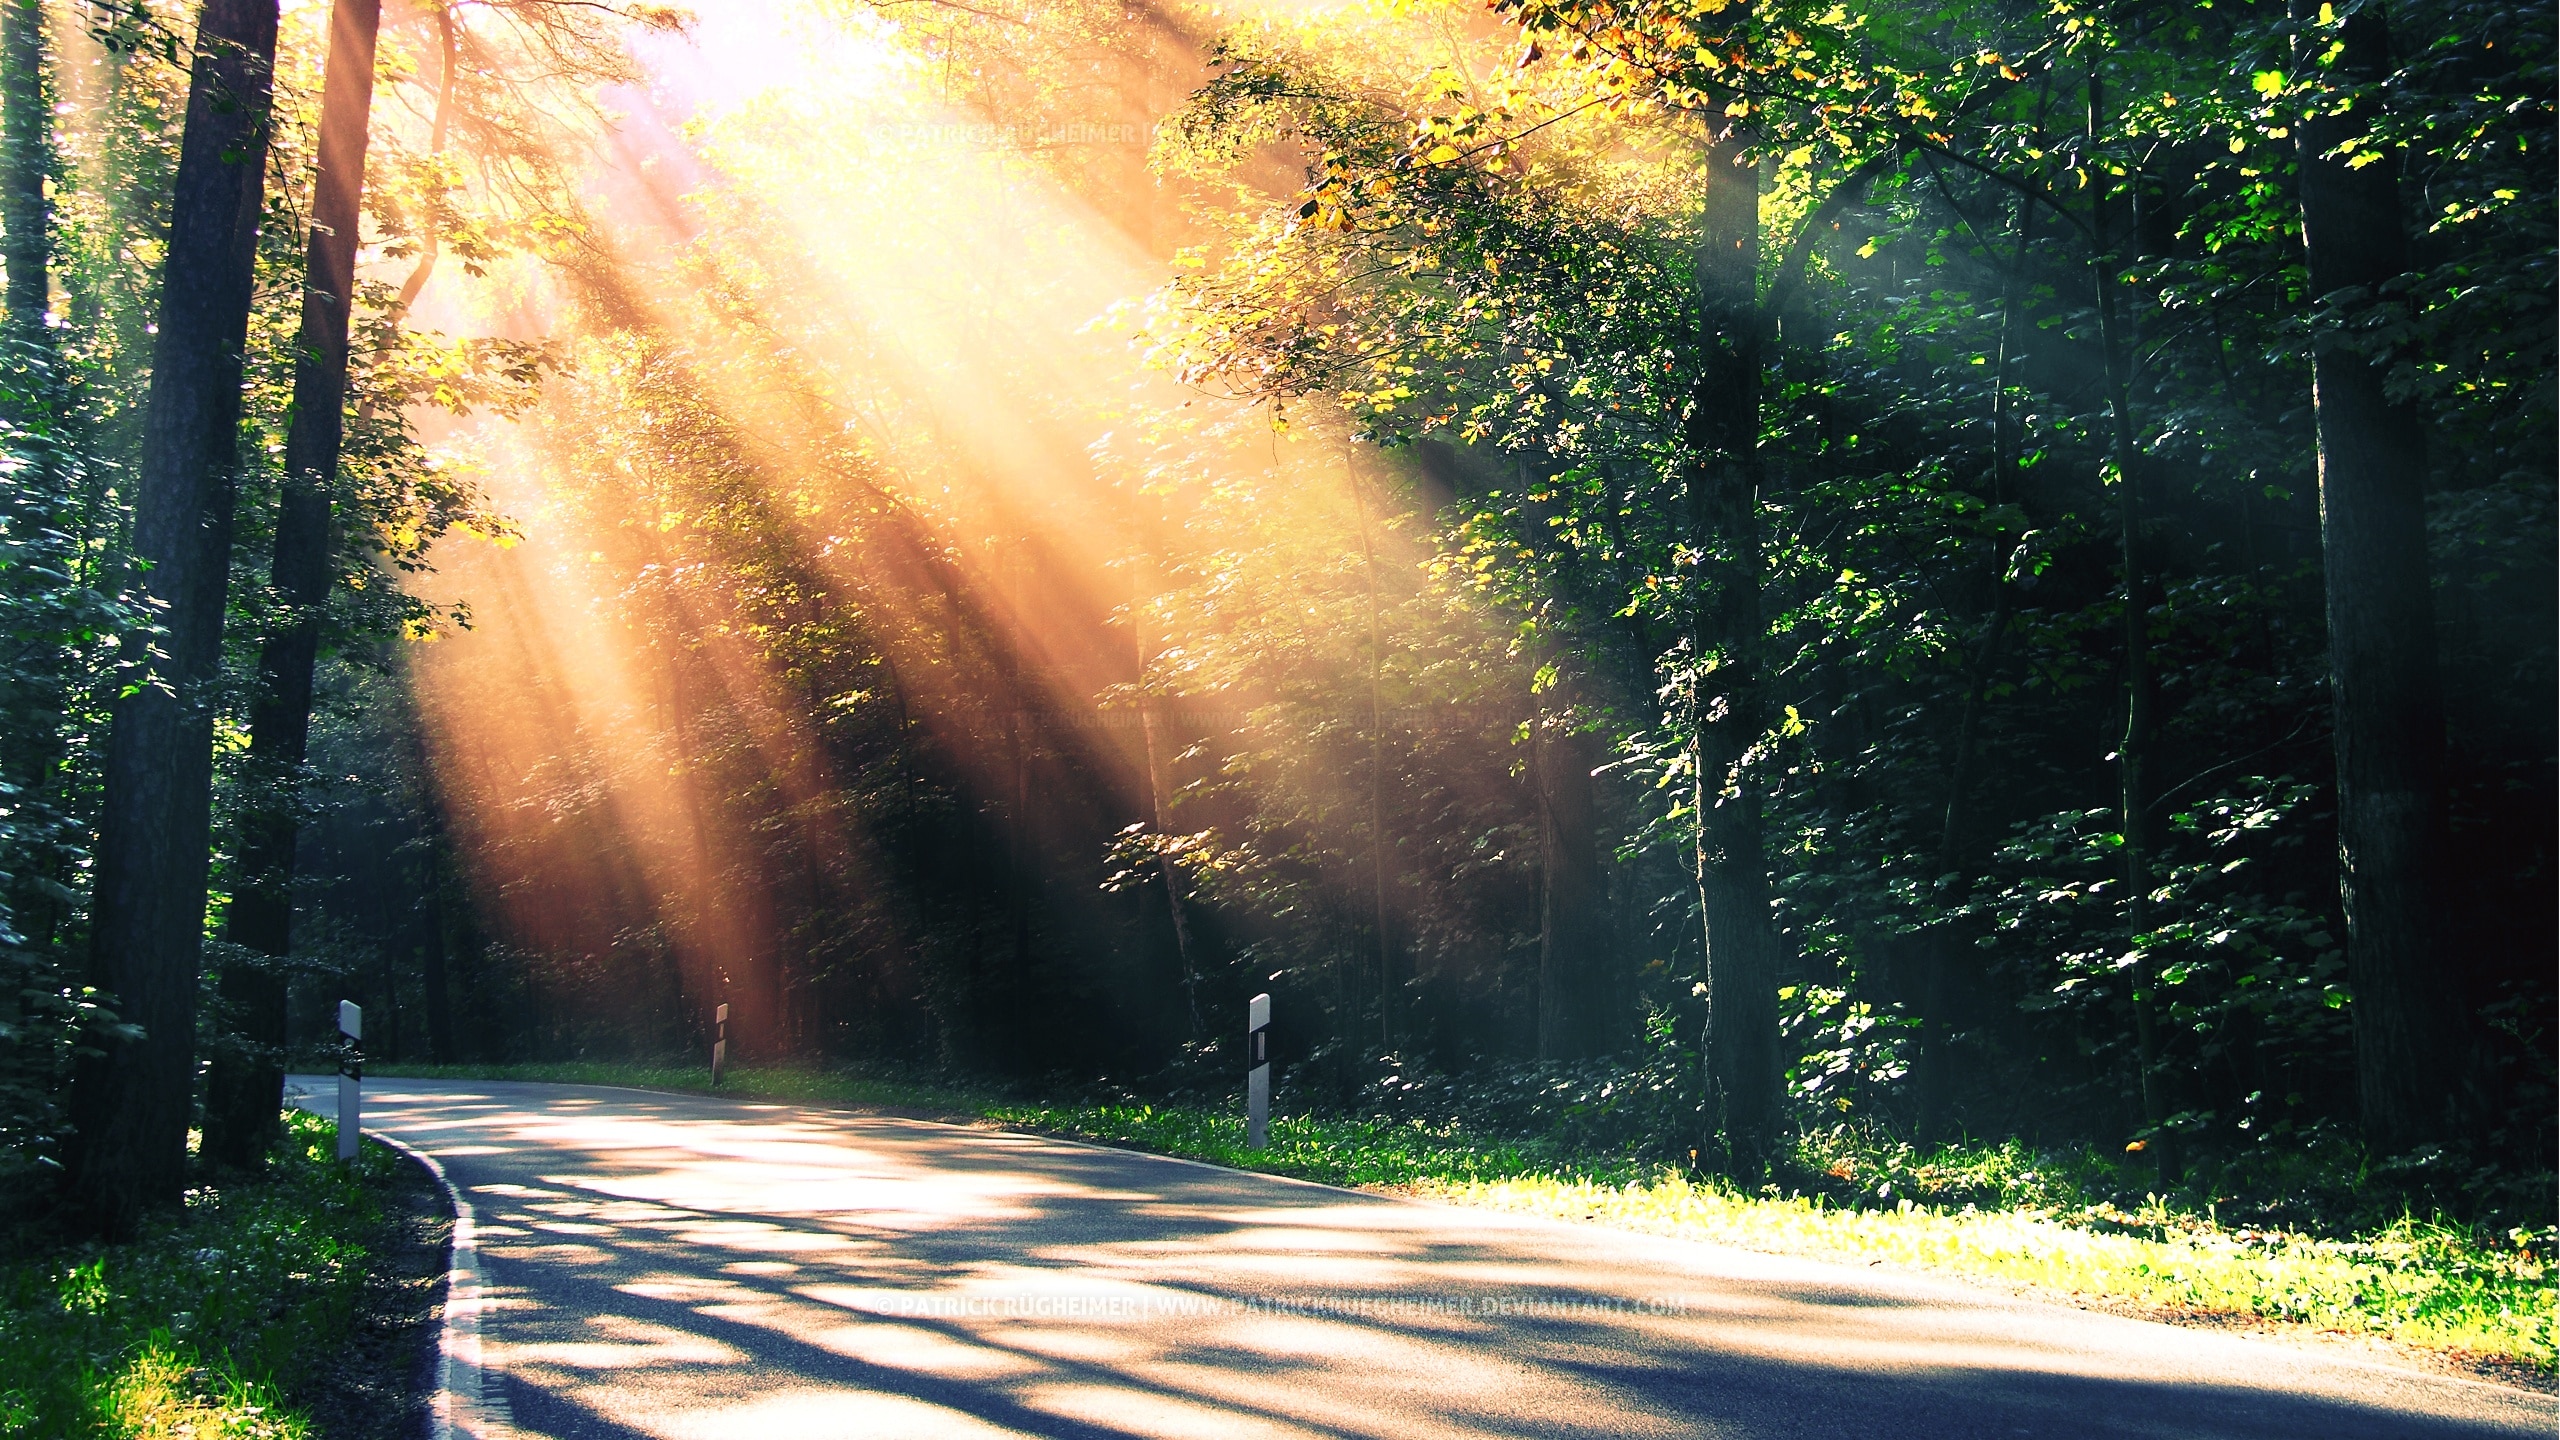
[1247,992,1271,1150]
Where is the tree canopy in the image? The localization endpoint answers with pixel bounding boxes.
[0,0,2547,1230]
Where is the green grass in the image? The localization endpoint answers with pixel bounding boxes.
[0,1111,401,1439]
[371,1062,2556,1369]
[986,1101,1653,1189]
[1413,1173,2554,1364]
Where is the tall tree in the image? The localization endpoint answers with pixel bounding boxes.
[67,0,282,1234]
[0,0,44,338]
[2084,53,2177,1180]
[2288,0,2462,1152]
[1351,463,1398,1048]
[1133,603,1203,1040]
[1687,117,1784,1177]
[1534,715,1607,1060]
[0,0,66,948]
[202,0,385,1169]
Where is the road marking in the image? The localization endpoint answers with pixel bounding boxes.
[293,1088,519,1440]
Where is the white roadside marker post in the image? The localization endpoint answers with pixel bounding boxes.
[1246,992,1271,1150]
[712,1003,728,1086]
[336,1000,363,1161]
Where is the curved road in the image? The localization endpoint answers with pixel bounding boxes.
[288,1077,2551,1439]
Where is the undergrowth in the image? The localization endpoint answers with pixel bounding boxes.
[1416,1173,2554,1366]
[990,1099,2554,1367]
[0,1110,397,1438]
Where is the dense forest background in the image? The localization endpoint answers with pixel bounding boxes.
[0,0,2549,1229]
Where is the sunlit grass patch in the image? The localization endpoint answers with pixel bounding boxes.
[96,1341,306,1440]
[1408,1171,2556,1366]
[986,1100,2551,1367]
[0,1111,391,1439]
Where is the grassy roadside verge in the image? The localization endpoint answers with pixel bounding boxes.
[369,1062,2556,1372]
[0,1111,424,1439]
[1413,1174,2552,1361]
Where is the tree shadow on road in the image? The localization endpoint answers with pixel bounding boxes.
[344,1083,2550,1440]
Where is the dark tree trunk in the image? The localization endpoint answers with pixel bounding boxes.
[1011,715,1032,1060]
[202,0,381,1171]
[446,855,488,1061]
[1687,123,1783,1179]
[1137,698,1201,1039]
[1351,468,1396,1050]
[0,0,67,953]
[419,847,455,1064]
[68,0,282,1235]
[1130,589,1202,1041]
[1919,591,2012,1140]
[1535,719,1608,1061]
[0,0,37,330]
[416,722,458,1065]
[2290,2,2462,1153]
[1916,189,2039,1142]
[2085,59,2177,1181]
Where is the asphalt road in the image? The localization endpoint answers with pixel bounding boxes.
[286,1077,2553,1440]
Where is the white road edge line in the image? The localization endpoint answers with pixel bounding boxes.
[366,1128,518,1440]
[288,1085,516,1440]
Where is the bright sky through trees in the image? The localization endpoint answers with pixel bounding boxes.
[399,0,1467,1067]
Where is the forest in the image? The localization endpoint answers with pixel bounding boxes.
[0,0,2548,1252]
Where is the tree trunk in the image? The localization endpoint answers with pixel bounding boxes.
[1687,123,1783,1179]
[1919,590,2012,1140]
[68,0,282,1235]
[1916,191,2039,1142]
[0,0,67,955]
[419,840,455,1064]
[0,0,39,331]
[2086,58,2178,1182]
[1351,467,1396,1051]
[406,698,459,1065]
[203,0,381,1171]
[1535,718,1608,1061]
[1137,698,1201,1039]
[1130,588,1202,1041]
[2290,1,2461,1153]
